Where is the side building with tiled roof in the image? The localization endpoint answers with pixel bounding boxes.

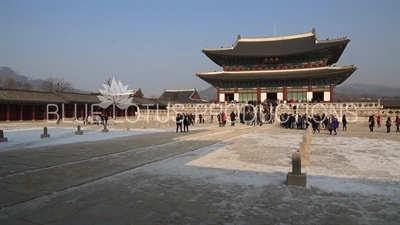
[158,89,208,103]
[196,28,357,103]
[0,89,170,121]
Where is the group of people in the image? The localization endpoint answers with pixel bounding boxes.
[369,115,400,133]
[278,113,346,135]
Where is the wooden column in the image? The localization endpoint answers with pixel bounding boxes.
[217,88,220,103]
[43,105,46,121]
[308,85,312,92]
[330,85,334,103]
[32,105,36,121]
[283,87,288,101]
[257,87,261,103]
[20,103,24,121]
[6,103,10,122]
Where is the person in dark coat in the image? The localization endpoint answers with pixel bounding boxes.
[104,115,108,125]
[342,114,347,131]
[368,115,375,132]
[230,111,236,126]
[386,117,391,133]
[176,113,183,132]
[326,118,333,135]
[183,113,190,132]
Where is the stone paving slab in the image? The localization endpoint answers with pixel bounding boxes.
[0,123,398,224]
[0,126,252,208]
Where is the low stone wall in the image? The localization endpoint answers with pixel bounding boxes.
[49,102,400,125]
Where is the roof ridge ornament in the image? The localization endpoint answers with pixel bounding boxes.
[312,28,317,41]
[237,35,241,40]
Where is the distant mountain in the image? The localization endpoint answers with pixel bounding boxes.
[0,67,89,93]
[0,67,44,88]
[334,83,399,97]
[198,83,400,101]
[198,86,217,101]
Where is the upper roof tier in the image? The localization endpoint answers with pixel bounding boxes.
[202,28,350,66]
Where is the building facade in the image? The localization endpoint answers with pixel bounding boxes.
[196,28,357,103]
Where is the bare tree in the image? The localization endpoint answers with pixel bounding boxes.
[15,82,34,90]
[40,77,73,92]
[2,76,18,89]
[1,76,34,90]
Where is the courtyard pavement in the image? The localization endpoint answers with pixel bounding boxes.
[0,120,399,225]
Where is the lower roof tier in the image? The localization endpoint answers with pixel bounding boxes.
[196,66,357,87]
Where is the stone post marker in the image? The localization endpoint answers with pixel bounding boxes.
[0,130,8,142]
[102,123,109,133]
[124,121,130,131]
[299,142,310,167]
[40,127,50,138]
[286,152,307,187]
[75,125,83,135]
[140,121,146,129]
[299,141,310,154]
[302,134,311,146]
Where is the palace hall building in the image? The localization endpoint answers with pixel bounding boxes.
[196,28,357,103]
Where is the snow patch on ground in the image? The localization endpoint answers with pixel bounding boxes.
[0,127,164,152]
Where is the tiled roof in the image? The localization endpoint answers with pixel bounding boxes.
[202,29,350,66]
[0,89,67,103]
[54,91,101,103]
[197,66,357,85]
[159,89,206,103]
[132,97,170,107]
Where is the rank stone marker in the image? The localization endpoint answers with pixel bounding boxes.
[40,127,50,138]
[75,125,83,135]
[286,152,307,187]
[102,123,109,133]
[0,130,8,142]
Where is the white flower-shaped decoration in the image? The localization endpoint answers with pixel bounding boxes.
[97,78,133,109]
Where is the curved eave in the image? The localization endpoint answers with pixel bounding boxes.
[202,37,349,57]
[196,66,358,81]
[203,39,350,67]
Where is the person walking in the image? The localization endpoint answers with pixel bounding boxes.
[396,116,400,132]
[368,115,375,132]
[326,117,333,135]
[342,114,347,131]
[230,111,236,126]
[183,113,190,132]
[332,117,339,135]
[385,117,391,133]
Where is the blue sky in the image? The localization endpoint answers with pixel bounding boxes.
[1,0,399,96]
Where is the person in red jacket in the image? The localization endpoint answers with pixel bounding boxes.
[395,116,400,132]
[376,115,381,127]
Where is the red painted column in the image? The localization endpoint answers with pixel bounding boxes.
[330,85,334,103]
[308,85,312,92]
[43,105,46,120]
[32,105,36,121]
[6,103,10,122]
[216,88,220,103]
[283,87,288,101]
[257,87,261,103]
[20,104,24,121]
